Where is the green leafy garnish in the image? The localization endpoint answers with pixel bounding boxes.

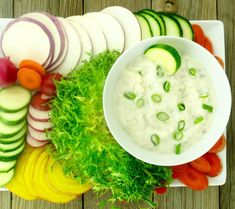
[48,51,172,207]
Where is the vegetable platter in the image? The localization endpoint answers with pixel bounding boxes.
[0,5,228,207]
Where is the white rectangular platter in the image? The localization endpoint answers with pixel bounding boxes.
[0,19,226,191]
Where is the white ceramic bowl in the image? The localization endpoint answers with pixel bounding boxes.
[103,36,231,166]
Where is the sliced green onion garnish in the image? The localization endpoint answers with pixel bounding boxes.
[156,112,169,121]
[156,65,164,77]
[136,98,144,107]
[151,134,160,146]
[178,120,185,131]
[163,81,170,92]
[173,131,184,141]
[177,103,185,111]
[199,92,209,98]
[175,144,181,154]
[123,91,136,100]
[194,116,204,124]
[189,68,197,76]
[202,103,213,113]
[151,94,161,103]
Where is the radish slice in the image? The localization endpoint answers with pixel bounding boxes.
[54,18,81,76]
[102,6,141,50]
[67,20,93,63]
[41,94,53,100]
[29,113,49,122]
[1,17,53,68]
[28,125,48,141]
[21,12,66,69]
[28,105,50,122]
[66,15,107,55]
[27,115,52,132]
[84,12,124,52]
[26,133,48,147]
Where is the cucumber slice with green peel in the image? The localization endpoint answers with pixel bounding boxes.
[0,107,28,125]
[0,85,31,113]
[171,14,194,40]
[0,120,26,138]
[0,136,25,152]
[0,126,27,144]
[0,160,16,173]
[0,168,14,187]
[0,142,25,162]
[134,13,152,39]
[144,44,181,75]
[141,9,166,35]
[159,13,183,37]
[137,12,161,36]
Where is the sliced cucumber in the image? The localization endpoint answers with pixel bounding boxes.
[0,142,25,162]
[0,136,25,152]
[137,12,161,36]
[144,44,181,75]
[159,13,183,37]
[134,13,152,39]
[141,9,166,35]
[0,168,14,187]
[0,85,31,113]
[171,14,194,40]
[0,160,16,173]
[0,107,27,125]
[0,120,26,138]
[0,126,27,144]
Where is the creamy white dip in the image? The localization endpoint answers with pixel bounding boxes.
[114,55,216,154]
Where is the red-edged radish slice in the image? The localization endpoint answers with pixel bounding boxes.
[27,115,52,132]
[29,105,50,121]
[21,12,67,69]
[67,20,93,63]
[102,6,141,50]
[26,133,48,147]
[41,94,53,100]
[28,125,48,141]
[29,113,49,122]
[1,17,53,68]
[66,15,107,55]
[84,12,124,52]
[54,18,81,76]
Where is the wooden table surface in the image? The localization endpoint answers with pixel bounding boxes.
[0,0,234,208]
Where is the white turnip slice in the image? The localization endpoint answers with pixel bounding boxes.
[28,125,48,141]
[67,19,93,63]
[54,17,81,76]
[22,12,66,69]
[28,105,50,122]
[102,6,141,51]
[26,133,48,147]
[66,15,107,55]
[27,115,52,132]
[1,17,53,68]
[84,12,124,52]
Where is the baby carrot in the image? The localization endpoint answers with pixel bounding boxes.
[19,59,46,77]
[17,68,42,90]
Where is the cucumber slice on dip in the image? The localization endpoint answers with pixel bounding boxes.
[144,44,181,75]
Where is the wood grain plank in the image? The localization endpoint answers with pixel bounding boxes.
[0,191,11,209]
[217,0,235,208]
[152,0,219,209]
[13,0,83,17]
[84,0,151,13]
[153,0,217,20]
[0,0,13,17]
[11,195,82,209]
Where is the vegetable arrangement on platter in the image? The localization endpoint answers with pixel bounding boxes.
[0,5,226,208]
